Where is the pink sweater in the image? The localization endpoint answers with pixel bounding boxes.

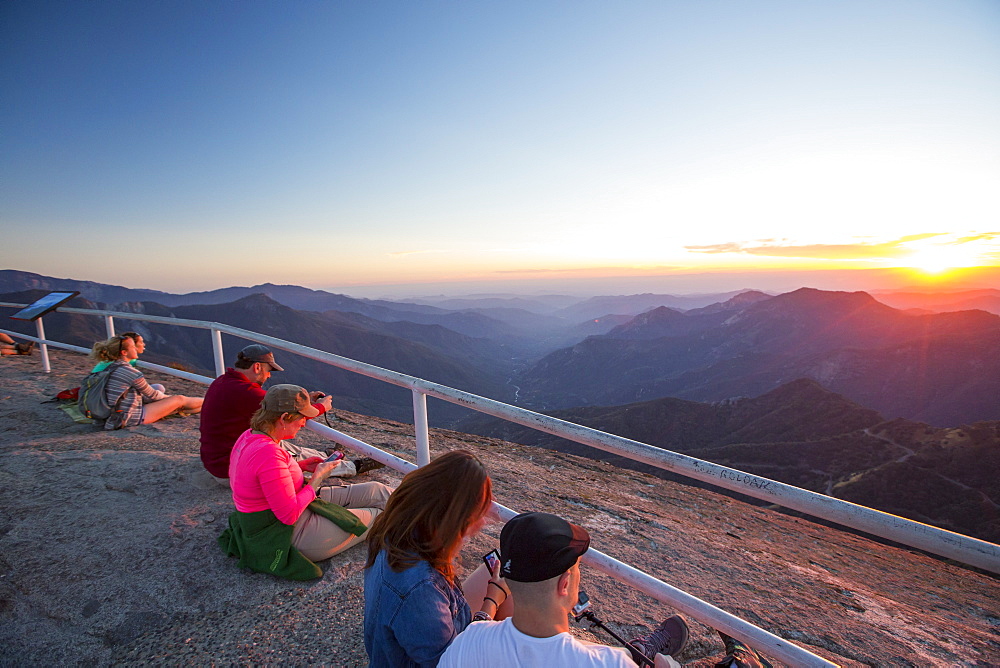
[229,430,317,525]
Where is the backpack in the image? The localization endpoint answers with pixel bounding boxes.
[57,387,80,401]
[78,365,121,420]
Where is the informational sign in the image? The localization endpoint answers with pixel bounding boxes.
[9,291,80,321]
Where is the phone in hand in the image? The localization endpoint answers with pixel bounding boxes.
[324,451,345,463]
[482,549,501,576]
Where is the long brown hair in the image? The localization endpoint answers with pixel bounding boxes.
[365,450,492,585]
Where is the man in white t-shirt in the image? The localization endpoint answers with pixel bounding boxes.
[439,512,688,667]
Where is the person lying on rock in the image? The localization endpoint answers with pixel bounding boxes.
[218,384,392,579]
[91,335,203,430]
[0,332,34,356]
[439,512,689,668]
[199,343,383,486]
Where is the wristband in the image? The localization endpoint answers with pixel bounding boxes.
[488,580,509,600]
[483,596,499,609]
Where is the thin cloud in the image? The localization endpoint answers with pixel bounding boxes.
[685,242,744,254]
[684,233,966,261]
[954,232,1000,244]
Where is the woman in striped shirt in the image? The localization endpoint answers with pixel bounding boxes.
[92,335,203,430]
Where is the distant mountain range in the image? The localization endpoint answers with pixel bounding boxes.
[870,288,1000,316]
[3,269,999,426]
[461,378,1000,543]
[520,288,1000,425]
[0,288,510,423]
[4,270,999,542]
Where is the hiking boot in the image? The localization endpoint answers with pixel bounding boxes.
[16,342,34,355]
[353,457,386,475]
[716,632,774,668]
[629,614,689,663]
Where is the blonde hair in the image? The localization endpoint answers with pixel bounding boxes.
[89,335,129,362]
[249,406,305,434]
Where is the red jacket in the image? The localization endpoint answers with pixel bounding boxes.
[198,368,325,478]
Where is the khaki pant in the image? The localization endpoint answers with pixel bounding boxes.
[279,440,357,477]
[291,481,391,562]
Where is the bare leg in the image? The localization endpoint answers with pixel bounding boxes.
[142,396,192,424]
[463,563,513,620]
[0,333,15,345]
[2,340,34,355]
[180,395,203,413]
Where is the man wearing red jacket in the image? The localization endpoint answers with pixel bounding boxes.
[199,344,381,485]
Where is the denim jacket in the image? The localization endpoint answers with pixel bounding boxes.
[364,550,471,668]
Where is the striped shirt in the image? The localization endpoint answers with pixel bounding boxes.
[103,360,166,430]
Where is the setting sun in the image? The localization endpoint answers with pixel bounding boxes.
[898,238,990,275]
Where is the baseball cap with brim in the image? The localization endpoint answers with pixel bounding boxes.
[237,344,284,371]
[261,384,320,418]
[500,512,590,582]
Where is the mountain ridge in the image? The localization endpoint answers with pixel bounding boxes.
[521,288,1000,425]
[462,378,1000,543]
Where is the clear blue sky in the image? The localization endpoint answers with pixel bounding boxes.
[2,0,998,296]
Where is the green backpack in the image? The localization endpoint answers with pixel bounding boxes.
[77,365,120,420]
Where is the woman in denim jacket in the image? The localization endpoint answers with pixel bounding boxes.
[363,450,512,667]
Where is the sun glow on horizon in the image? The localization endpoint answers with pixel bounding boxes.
[896,236,996,276]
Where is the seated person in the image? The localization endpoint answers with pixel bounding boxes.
[91,335,203,430]
[364,450,512,667]
[439,512,689,668]
[218,384,392,576]
[1,332,34,356]
[199,344,381,484]
[91,331,164,393]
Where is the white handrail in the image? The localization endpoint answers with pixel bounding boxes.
[1,304,840,665]
[6,301,998,663]
[12,304,989,574]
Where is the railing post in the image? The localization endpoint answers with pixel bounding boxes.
[35,317,51,373]
[104,315,116,338]
[211,328,225,378]
[412,389,430,467]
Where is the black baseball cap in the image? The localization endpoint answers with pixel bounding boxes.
[499,512,590,582]
[237,344,284,371]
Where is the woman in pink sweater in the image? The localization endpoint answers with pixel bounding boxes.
[229,384,391,562]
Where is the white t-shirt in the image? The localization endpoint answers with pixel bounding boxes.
[438,618,635,667]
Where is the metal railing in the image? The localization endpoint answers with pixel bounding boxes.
[5,302,999,665]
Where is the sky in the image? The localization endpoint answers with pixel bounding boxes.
[2,0,999,298]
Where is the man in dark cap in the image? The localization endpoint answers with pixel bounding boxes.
[199,344,382,484]
[439,512,688,667]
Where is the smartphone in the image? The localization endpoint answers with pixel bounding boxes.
[482,549,500,576]
[324,451,345,463]
[571,590,591,618]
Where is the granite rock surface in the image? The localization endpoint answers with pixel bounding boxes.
[0,350,997,666]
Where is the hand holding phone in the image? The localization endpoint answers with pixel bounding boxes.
[482,549,500,577]
[324,450,345,463]
[298,456,324,473]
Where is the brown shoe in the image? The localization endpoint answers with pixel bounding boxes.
[352,458,386,475]
[16,342,34,355]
